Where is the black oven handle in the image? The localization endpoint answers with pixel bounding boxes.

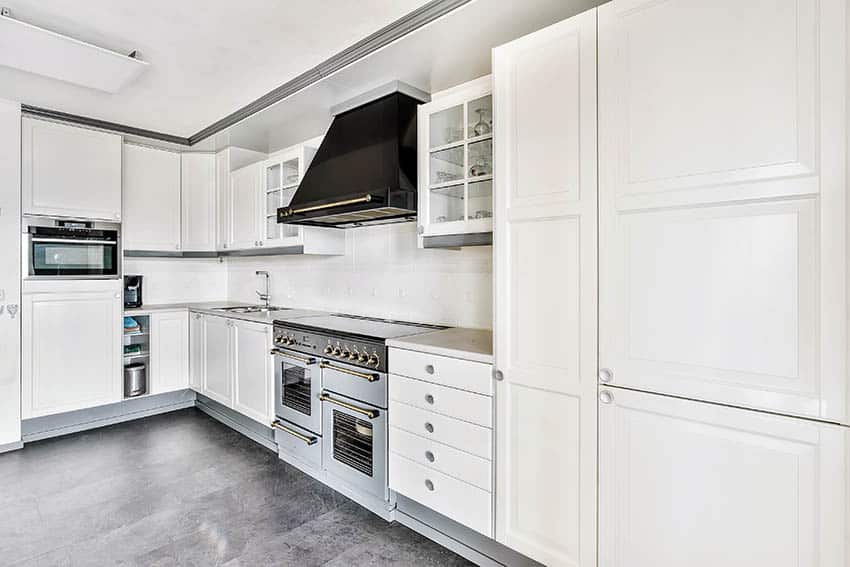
[31,237,117,245]
[319,392,379,420]
[270,348,316,365]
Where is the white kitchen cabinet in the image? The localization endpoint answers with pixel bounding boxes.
[228,162,263,250]
[215,146,267,251]
[150,311,189,394]
[261,144,316,247]
[122,143,182,252]
[493,9,598,567]
[417,75,493,242]
[189,312,204,392]
[21,280,122,418]
[599,387,849,567]
[22,118,122,221]
[202,315,232,406]
[232,319,272,424]
[598,0,849,424]
[181,153,217,252]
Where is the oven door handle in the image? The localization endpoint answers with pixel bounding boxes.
[30,237,117,245]
[270,348,316,365]
[319,392,379,420]
[271,420,318,445]
[319,362,379,382]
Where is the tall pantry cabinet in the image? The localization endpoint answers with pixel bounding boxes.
[493,9,598,567]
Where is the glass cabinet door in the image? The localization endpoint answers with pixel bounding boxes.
[263,156,302,243]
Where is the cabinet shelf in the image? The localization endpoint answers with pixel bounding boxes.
[429,133,493,154]
[430,174,493,191]
[123,331,149,338]
[123,351,150,361]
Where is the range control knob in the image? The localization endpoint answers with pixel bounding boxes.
[367,353,380,367]
[347,350,358,361]
[341,347,351,358]
[324,345,334,355]
[333,347,342,357]
[358,352,369,363]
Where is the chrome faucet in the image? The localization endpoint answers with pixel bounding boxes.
[255,270,271,308]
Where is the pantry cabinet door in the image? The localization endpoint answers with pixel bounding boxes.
[202,316,232,406]
[228,163,261,250]
[599,387,849,567]
[189,312,204,392]
[21,284,122,418]
[150,311,189,394]
[181,153,217,252]
[123,144,182,251]
[598,0,849,423]
[493,9,597,567]
[232,320,272,424]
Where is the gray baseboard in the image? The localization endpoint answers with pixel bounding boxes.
[194,394,277,452]
[22,389,197,442]
[0,440,23,454]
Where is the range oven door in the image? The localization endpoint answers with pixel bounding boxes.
[273,348,322,435]
[321,390,387,500]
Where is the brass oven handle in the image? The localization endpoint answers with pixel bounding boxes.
[319,393,379,420]
[270,348,316,365]
[319,362,379,382]
[271,420,318,445]
[283,195,372,216]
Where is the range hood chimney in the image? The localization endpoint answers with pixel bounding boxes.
[277,83,427,228]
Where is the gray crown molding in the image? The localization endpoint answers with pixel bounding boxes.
[20,0,471,147]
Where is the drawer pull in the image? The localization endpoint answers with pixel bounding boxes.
[425,479,435,491]
[271,420,318,446]
[425,394,435,405]
[425,450,435,463]
[425,364,435,374]
[424,422,434,433]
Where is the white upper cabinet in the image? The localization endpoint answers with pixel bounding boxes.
[180,153,217,252]
[228,162,263,250]
[599,387,849,567]
[22,118,122,221]
[598,0,849,424]
[417,76,493,242]
[123,144,182,252]
[261,145,316,247]
[493,9,598,567]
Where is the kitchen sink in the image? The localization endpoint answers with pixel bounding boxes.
[214,306,290,314]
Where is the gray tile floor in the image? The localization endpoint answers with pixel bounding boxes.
[0,408,474,566]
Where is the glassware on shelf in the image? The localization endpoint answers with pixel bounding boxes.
[473,108,491,136]
[468,139,493,177]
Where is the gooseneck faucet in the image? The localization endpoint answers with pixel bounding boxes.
[256,270,271,308]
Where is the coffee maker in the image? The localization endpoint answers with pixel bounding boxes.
[124,275,143,308]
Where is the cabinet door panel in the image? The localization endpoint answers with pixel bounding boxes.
[189,312,204,391]
[599,387,849,567]
[228,164,260,250]
[150,311,189,394]
[22,286,121,417]
[22,118,122,221]
[232,321,271,424]
[202,316,232,406]
[598,0,848,422]
[123,144,181,251]
[181,153,216,252]
[494,10,597,567]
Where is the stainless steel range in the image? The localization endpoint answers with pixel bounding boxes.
[272,314,443,502]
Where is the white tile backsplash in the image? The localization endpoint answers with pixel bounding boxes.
[227,223,493,328]
[124,258,228,304]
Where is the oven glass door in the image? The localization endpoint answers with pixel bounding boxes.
[30,238,118,277]
[321,391,386,499]
[274,349,321,435]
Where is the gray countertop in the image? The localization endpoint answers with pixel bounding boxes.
[387,327,493,364]
[124,302,327,325]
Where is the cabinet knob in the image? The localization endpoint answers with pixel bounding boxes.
[417,225,425,235]
[599,390,614,404]
[493,369,504,381]
[424,422,434,433]
[425,450,435,463]
[599,368,614,383]
[424,394,435,405]
[425,364,435,375]
[424,479,435,491]
[114,292,120,299]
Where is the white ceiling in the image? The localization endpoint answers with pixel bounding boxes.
[0,0,430,136]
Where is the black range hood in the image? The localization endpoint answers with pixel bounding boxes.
[278,91,421,228]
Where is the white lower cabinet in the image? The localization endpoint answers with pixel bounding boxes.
[189,312,204,391]
[202,315,233,406]
[232,319,273,424]
[21,281,122,418]
[599,387,849,567]
[149,311,189,394]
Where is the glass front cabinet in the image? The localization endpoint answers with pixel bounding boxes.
[261,144,318,247]
[417,75,493,246]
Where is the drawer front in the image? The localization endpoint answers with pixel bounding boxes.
[390,453,493,537]
[389,348,492,395]
[389,400,492,459]
[273,420,321,471]
[390,426,491,491]
[390,374,492,427]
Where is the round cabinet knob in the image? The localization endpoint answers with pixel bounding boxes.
[324,345,334,355]
[599,368,614,383]
[424,422,434,433]
[424,394,435,405]
[599,390,614,404]
[425,364,435,375]
[425,451,435,463]
[424,479,435,491]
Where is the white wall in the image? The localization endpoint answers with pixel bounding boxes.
[227,223,493,329]
[123,258,228,304]
[0,99,21,447]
